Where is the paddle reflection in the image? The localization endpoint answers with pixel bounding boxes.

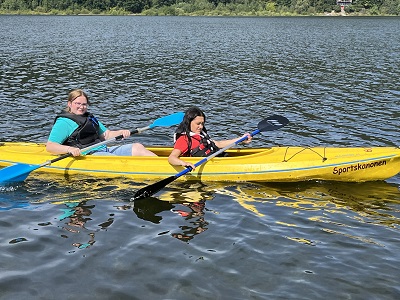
[131,183,214,242]
[131,197,174,224]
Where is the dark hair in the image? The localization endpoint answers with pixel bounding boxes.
[175,106,207,152]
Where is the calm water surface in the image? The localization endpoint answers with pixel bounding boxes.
[0,15,399,299]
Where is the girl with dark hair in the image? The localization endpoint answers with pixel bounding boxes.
[168,106,252,170]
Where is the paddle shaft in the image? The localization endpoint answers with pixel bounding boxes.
[174,129,259,178]
[39,126,150,167]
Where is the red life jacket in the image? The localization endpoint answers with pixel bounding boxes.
[175,131,220,157]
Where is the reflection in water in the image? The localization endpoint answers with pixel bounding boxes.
[131,197,174,224]
[272,181,400,221]
[130,182,215,242]
[2,175,216,244]
[220,180,400,246]
[49,178,400,246]
[0,198,30,211]
[211,180,400,218]
[148,180,400,246]
[158,183,216,242]
[213,184,268,217]
[60,201,96,250]
[3,172,400,247]
[1,182,33,211]
[170,201,208,242]
[158,182,216,203]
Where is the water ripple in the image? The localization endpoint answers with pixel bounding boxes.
[1,16,400,300]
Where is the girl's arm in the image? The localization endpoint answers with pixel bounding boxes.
[168,149,196,170]
[214,133,252,148]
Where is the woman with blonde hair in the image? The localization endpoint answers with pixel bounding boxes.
[46,89,156,157]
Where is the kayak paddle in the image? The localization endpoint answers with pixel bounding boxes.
[132,114,289,201]
[0,112,184,183]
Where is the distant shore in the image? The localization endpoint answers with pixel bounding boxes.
[0,9,397,17]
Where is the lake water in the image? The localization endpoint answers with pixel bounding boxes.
[0,15,399,299]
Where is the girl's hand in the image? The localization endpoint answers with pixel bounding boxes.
[241,133,252,144]
[181,160,196,171]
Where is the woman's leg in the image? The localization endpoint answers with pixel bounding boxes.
[108,143,157,156]
[131,143,157,156]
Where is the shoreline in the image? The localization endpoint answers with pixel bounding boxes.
[1,9,398,17]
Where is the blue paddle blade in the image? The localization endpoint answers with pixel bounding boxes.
[0,163,41,183]
[149,112,184,128]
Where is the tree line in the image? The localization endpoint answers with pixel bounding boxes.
[0,0,399,15]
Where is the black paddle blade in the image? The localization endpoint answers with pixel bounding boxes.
[258,115,289,134]
[132,175,177,201]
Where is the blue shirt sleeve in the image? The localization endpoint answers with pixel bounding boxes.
[98,121,107,135]
[48,118,78,144]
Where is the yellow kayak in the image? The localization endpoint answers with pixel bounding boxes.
[0,142,399,183]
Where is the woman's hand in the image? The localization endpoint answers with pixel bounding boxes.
[68,146,81,157]
[120,129,131,139]
[103,129,131,140]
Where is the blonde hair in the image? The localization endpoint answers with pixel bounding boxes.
[66,89,89,112]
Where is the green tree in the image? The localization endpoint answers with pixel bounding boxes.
[380,0,400,13]
[1,0,28,10]
[118,0,149,12]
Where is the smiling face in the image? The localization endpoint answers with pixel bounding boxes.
[68,95,88,115]
[190,116,205,134]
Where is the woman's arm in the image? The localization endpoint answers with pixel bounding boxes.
[46,141,81,157]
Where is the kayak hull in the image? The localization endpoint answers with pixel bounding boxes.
[0,142,399,183]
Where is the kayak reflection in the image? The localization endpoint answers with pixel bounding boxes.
[132,179,400,245]
[6,174,399,247]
